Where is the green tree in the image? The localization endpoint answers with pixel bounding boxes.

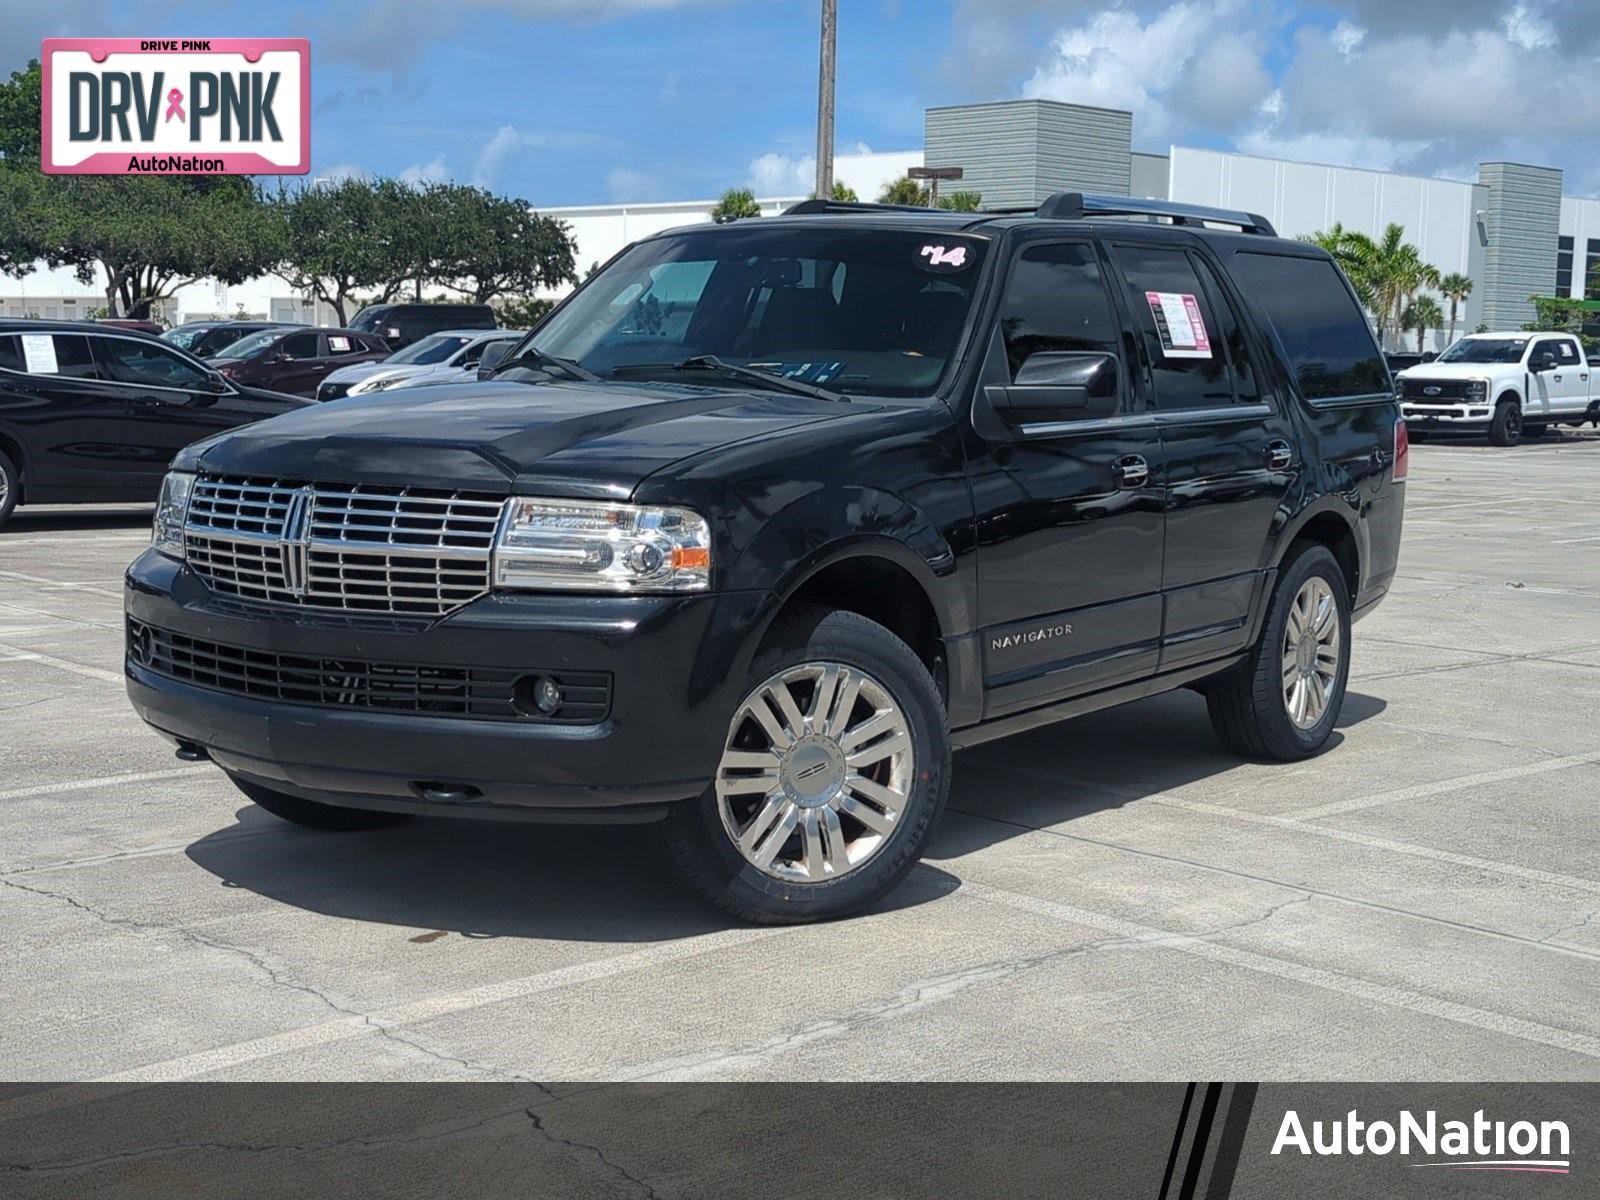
[878,177,929,206]
[1305,222,1440,349]
[272,177,414,324]
[494,296,556,328]
[824,181,857,202]
[0,59,42,165]
[1438,272,1473,347]
[936,190,983,212]
[1400,294,1443,352]
[428,184,576,303]
[710,187,760,222]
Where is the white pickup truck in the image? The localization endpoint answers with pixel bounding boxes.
[1396,331,1600,446]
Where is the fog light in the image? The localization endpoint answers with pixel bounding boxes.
[535,677,563,713]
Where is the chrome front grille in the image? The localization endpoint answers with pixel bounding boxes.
[184,475,505,617]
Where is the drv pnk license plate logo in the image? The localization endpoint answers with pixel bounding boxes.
[42,38,309,175]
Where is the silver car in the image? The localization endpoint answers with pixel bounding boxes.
[316,329,524,401]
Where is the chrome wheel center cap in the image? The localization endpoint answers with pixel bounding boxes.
[779,736,847,808]
[1295,634,1317,674]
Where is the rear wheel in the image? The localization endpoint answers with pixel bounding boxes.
[659,607,950,924]
[1205,542,1351,761]
[1488,401,1522,447]
[0,450,19,529]
[230,776,411,831]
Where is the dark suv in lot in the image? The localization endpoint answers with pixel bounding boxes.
[0,321,308,529]
[124,193,1406,922]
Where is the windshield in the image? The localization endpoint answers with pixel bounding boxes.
[161,326,209,350]
[525,226,989,397]
[388,334,472,365]
[212,329,282,360]
[1438,338,1528,364]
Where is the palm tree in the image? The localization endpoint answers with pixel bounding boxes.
[710,187,760,222]
[1438,272,1472,347]
[1401,294,1444,352]
[936,190,983,212]
[878,177,929,206]
[828,181,858,202]
[1305,223,1441,349]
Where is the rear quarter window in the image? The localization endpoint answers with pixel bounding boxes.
[1232,253,1388,401]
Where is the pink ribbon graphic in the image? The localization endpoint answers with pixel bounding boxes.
[164,88,185,123]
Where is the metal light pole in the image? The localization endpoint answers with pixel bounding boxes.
[908,165,964,208]
[815,0,836,200]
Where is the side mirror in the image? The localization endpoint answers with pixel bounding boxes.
[1531,351,1557,373]
[476,341,513,380]
[201,369,229,393]
[984,351,1120,425]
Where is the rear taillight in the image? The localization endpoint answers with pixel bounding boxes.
[1393,419,1409,482]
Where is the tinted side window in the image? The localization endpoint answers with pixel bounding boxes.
[1113,244,1240,410]
[281,333,320,359]
[95,337,208,388]
[51,336,103,379]
[1233,253,1387,400]
[0,336,20,371]
[997,242,1121,378]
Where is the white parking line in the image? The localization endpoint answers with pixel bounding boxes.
[0,570,124,599]
[610,879,1600,1080]
[1291,750,1600,821]
[0,640,123,684]
[0,766,203,804]
[971,760,1600,897]
[86,927,791,1084]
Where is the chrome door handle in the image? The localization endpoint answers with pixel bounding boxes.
[1266,440,1293,470]
[1114,455,1149,488]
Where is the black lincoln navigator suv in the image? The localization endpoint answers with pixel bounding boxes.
[125,192,1406,923]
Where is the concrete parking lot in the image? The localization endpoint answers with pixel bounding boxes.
[1,431,1598,1085]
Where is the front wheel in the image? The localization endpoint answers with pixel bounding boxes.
[659,607,950,924]
[1205,543,1351,761]
[1488,401,1522,447]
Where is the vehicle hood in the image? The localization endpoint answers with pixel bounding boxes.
[1397,362,1514,380]
[322,360,392,386]
[185,379,865,499]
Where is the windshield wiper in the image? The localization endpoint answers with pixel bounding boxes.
[494,345,602,383]
[610,355,849,403]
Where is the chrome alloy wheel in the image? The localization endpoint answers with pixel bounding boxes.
[1281,577,1341,729]
[715,662,914,883]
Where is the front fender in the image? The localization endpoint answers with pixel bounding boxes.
[725,484,968,638]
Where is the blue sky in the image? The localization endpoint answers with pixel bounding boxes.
[13,1,1600,203]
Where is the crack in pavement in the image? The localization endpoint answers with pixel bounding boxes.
[524,1107,660,1199]
[0,874,539,1085]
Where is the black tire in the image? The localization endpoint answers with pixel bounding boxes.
[0,449,19,529]
[1523,422,1546,439]
[231,775,411,831]
[1204,542,1351,762]
[659,606,951,924]
[1488,401,1522,447]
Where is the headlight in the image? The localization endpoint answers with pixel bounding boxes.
[1469,380,1489,399]
[152,471,195,560]
[493,498,711,593]
[363,375,403,392]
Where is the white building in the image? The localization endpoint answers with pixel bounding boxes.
[4,104,1597,349]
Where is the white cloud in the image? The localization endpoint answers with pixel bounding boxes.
[606,166,661,200]
[748,151,816,196]
[1504,3,1557,50]
[1330,20,1365,55]
[399,157,451,184]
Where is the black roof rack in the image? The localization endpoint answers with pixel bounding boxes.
[782,198,962,217]
[1030,191,1277,236]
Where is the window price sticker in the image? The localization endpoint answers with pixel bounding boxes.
[21,334,60,374]
[1145,291,1212,358]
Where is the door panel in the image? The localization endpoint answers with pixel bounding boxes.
[0,333,128,493]
[1105,241,1295,670]
[968,239,1167,714]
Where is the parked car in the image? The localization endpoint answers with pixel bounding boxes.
[96,318,165,336]
[163,320,289,359]
[1384,351,1435,373]
[205,327,390,397]
[347,303,496,351]
[0,320,309,529]
[317,329,525,401]
[1396,330,1600,444]
[124,192,1406,922]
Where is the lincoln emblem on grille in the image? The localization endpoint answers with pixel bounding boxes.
[279,486,314,597]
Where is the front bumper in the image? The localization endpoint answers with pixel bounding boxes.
[124,549,771,822]
[1400,403,1491,430]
